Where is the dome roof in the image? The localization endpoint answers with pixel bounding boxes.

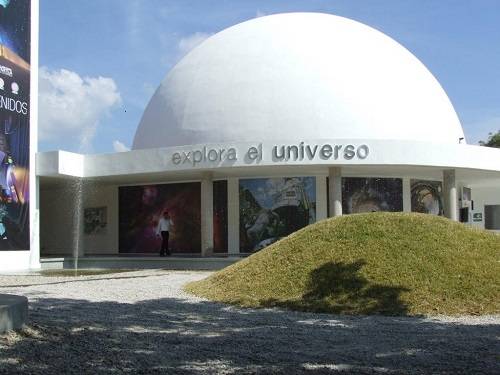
[133,13,464,150]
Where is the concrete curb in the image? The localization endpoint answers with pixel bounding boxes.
[40,256,241,270]
[0,294,28,333]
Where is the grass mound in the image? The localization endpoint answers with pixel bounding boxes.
[186,213,500,316]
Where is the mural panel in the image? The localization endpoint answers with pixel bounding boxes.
[213,180,228,253]
[411,179,443,215]
[119,183,201,253]
[239,177,316,252]
[342,178,403,214]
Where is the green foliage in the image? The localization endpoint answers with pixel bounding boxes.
[479,130,500,147]
[186,213,500,316]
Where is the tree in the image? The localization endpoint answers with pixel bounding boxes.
[479,130,500,148]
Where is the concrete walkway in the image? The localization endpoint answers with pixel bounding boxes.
[0,270,498,374]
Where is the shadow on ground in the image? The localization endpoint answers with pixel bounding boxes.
[263,261,409,315]
[0,292,498,374]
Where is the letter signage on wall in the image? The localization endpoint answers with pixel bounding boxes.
[171,142,370,167]
[0,0,31,250]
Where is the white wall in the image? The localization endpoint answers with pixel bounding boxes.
[40,183,79,255]
[41,175,328,256]
[40,183,118,255]
[38,173,498,259]
[81,185,118,254]
[470,187,500,232]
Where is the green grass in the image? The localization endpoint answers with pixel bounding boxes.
[186,212,500,316]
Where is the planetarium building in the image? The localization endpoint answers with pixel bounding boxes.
[5,12,500,271]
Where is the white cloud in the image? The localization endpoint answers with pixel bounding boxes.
[112,140,130,153]
[177,32,212,56]
[39,67,122,151]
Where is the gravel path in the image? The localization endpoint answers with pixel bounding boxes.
[0,269,498,374]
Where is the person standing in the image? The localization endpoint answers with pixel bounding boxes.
[156,211,173,256]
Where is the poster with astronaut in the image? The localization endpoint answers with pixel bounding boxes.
[0,0,31,250]
[119,183,201,253]
[342,178,403,214]
[410,179,443,215]
[239,177,316,253]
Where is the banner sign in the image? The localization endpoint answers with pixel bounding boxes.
[0,0,31,250]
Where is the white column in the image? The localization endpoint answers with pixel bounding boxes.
[200,173,214,256]
[315,175,327,221]
[443,169,458,221]
[75,179,85,258]
[402,178,412,213]
[29,0,40,269]
[29,175,40,268]
[227,178,240,255]
[328,167,342,217]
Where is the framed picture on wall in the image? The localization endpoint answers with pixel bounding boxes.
[84,207,107,235]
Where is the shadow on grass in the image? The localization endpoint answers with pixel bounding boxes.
[263,261,409,316]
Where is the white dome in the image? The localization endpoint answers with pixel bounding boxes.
[133,13,464,150]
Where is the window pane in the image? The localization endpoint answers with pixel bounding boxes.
[485,205,500,230]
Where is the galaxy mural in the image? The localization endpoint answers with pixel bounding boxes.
[213,180,228,253]
[119,183,201,254]
[0,0,30,250]
[239,177,316,253]
[411,179,443,216]
[342,178,403,214]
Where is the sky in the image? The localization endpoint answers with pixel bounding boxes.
[38,0,500,154]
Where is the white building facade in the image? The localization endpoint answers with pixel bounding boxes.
[5,12,500,270]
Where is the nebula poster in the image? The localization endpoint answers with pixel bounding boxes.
[239,177,316,253]
[410,180,443,216]
[213,180,228,253]
[342,178,403,214]
[0,0,30,250]
[119,183,201,254]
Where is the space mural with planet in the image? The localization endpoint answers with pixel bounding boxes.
[342,178,403,214]
[410,179,443,216]
[0,0,31,250]
[239,177,316,253]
